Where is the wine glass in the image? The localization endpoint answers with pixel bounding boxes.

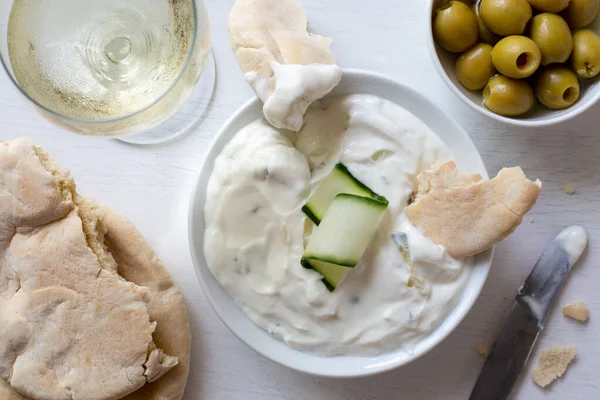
[0,0,215,145]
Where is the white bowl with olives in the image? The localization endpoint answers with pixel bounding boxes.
[427,0,600,126]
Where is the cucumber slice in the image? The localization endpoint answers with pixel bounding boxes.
[392,232,411,264]
[301,259,349,292]
[302,164,387,225]
[391,232,431,296]
[301,194,388,291]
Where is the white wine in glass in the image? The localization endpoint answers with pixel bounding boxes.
[1,0,214,144]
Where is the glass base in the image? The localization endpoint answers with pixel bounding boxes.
[117,49,216,145]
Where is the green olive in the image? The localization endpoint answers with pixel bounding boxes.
[472,3,501,44]
[483,75,535,116]
[526,0,570,12]
[530,13,573,65]
[480,0,532,36]
[456,43,496,90]
[535,66,580,109]
[561,0,600,29]
[571,29,600,78]
[492,36,542,78]
[433,1,479,53]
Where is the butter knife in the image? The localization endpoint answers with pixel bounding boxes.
[469,225,588,400]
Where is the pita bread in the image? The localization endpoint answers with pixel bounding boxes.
[406,162,541,259]
[229,0,342,131]
[475,344,488,358]
[562,301,589,322]
[102,210,191,400]
[413,161,483,200]
[0,381,24,400]
[0,210,191,400]
[0,139,189,400]
[532,346,576,387]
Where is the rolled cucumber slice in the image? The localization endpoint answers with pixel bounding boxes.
[302,193,388,291]
[302,164,387,225]
[301,259,348,292]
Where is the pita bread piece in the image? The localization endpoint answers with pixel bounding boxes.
[0,139,182,400]
[562,301,589,322]
[413,161,483,200]
[532,346,576,387]
[229,0,342,131]
[406,162,541,259]
[0,209,191,400]
[102,210,191,400]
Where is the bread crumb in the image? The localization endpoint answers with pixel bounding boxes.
[564,183,575,195]
[563,301,589,322]
[476,344,488,358]
[532,346,576,387]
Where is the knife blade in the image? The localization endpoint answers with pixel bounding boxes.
[469,225,588,400]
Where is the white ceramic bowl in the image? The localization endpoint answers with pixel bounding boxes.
[189,70,494,377]
[427,0,600,127]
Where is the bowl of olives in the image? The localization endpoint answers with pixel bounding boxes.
[427,0,600,126]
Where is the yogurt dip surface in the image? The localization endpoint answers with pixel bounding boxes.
[204,94,472,356]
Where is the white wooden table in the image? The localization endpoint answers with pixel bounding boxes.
[1,1,598,399]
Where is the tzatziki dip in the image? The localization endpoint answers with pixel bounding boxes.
[204,94,472,356]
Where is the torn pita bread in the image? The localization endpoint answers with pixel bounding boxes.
[102,210,191,400]
[0,381,23,400]
[532,346,576,387]
[406,162,541,259]
[229,0,342,131]
[0,139,190,400]
[0,210,191,400]
[562,301,589,322]
[475,344,488,358]
[413,161,483,200]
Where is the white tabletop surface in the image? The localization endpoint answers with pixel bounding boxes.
[1,1,598,399]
